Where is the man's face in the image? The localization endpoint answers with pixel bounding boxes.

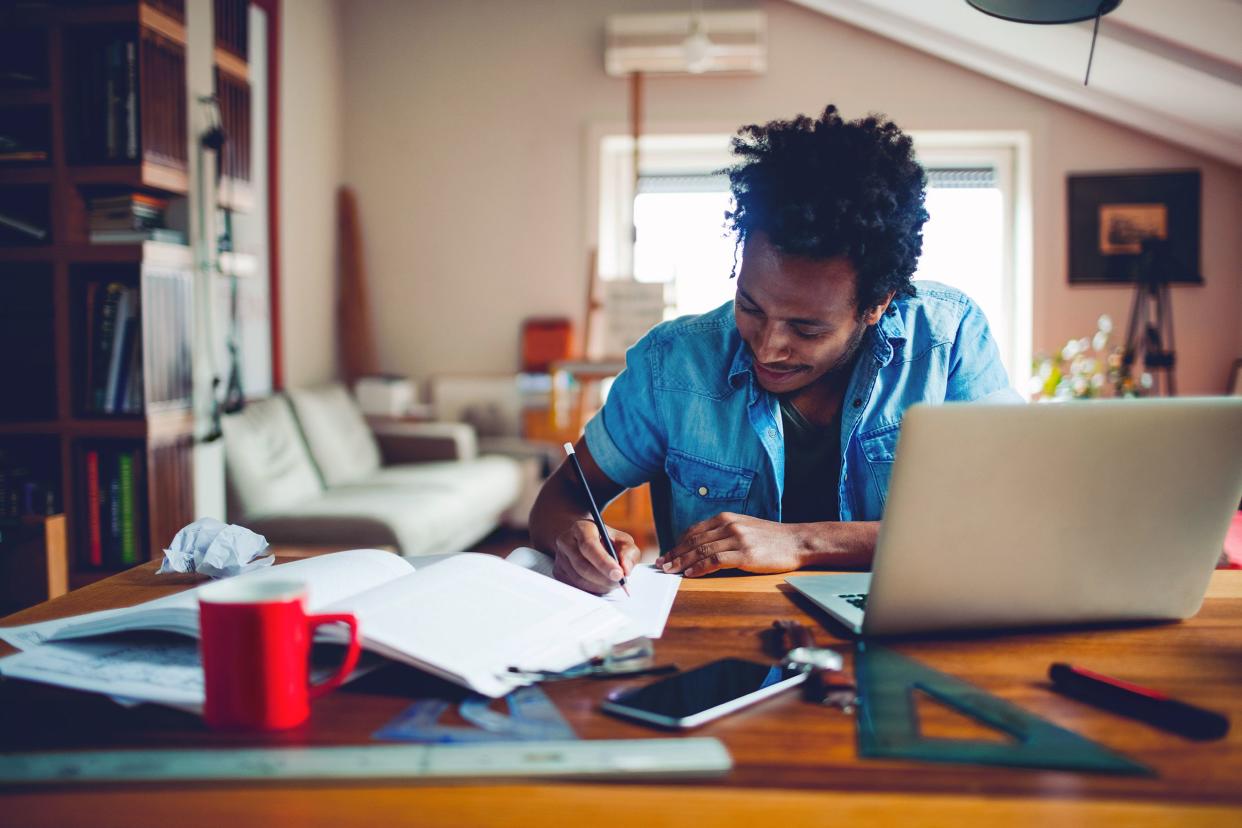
[734,231,890,395]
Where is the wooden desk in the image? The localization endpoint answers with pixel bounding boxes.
[2,564,1241,827]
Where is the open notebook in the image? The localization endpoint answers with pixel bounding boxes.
[0,550,640,699]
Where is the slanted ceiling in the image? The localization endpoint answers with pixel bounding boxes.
[789,0,1242,167]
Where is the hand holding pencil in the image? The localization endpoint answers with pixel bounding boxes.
[553,443,640,596]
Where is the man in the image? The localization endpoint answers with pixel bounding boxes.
[530,105,1018,594]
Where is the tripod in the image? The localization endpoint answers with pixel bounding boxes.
[1121,238,1176,396]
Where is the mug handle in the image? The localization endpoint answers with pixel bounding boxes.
[305,612,362,700]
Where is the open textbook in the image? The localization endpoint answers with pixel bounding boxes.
[0,550,644,700]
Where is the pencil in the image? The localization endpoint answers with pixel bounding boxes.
[563,442,630,596]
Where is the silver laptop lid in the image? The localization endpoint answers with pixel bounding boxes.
[863,398,1242,636]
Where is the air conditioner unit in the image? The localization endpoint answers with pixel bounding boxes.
[605,10,767,77]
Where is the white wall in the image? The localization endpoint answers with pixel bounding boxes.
[340,0,1242,394]
[280,0,345,387]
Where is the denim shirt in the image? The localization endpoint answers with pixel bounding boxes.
[583,281,1021,551]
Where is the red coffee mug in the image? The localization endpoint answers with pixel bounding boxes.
[198,578,361,731]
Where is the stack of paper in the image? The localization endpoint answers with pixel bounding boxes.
[0,550,649,707]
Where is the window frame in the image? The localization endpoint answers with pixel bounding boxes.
[588,126,1032,386]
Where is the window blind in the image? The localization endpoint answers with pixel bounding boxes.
[924,167,998,189]
[636,173,731,195]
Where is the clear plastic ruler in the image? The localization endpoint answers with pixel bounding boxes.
[0,738,733,785]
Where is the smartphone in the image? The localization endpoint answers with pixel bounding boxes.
[600,657,807,729]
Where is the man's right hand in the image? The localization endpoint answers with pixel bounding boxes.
[552,519,642,594]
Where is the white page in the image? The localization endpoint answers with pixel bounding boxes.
[0,635,385,712]
[0,636,205,707]
[321,553,639,697]
[505,547,681,638]
[0,549,413,648]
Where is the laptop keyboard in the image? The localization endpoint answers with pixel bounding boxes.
[839,593,868,611]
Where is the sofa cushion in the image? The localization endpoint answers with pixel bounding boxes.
[221,395,324,516]
[247,455,523,557]
[287,384,382,487]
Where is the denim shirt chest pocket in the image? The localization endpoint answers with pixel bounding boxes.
[857,422,901,516]
[664,449,755,531]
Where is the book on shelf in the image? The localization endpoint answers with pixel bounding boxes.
[82,446,142,569]
[87,192,169,233]
[102,287,132,412]
[90,193,167,212]
[0,150,49,163]
[85,450,102,567]
[88,282,122,413]
[124,41,137,162]
[1,124,49,162]
[117,452,137,565]
[89,228,186,245]
[0,456,56,521]
[106,454,121,565]
[0,211,48,241]
[85,282,143,415]
[72,32,142,163]
[0,71,41,88]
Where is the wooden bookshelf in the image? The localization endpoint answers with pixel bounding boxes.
[0,1,194,582]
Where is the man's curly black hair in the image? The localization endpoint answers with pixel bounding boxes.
[725,104,928,313]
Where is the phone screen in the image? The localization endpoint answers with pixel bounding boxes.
[607,658,803,720]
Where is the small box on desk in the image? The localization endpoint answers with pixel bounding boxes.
[0,514,67,615]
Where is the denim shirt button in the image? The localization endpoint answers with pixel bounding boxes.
[766,428,777,439]
[852,399,862,408]
[698,486,709,496]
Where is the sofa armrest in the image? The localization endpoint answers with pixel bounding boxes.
[370,420,479,463]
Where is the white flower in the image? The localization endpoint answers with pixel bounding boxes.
[1098,314,1113,334]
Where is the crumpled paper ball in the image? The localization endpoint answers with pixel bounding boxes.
[157,517,274,578]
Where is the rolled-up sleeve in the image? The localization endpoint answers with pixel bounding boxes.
[946,299,1023,403]
[583,333,668,489]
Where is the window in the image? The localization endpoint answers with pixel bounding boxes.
[911,142,1029,385]
[595,132,1030,384]
[633,173,736,317]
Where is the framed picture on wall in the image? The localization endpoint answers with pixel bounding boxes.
[1067,170,1202,285]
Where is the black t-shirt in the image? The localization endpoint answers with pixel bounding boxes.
[779,397,841,524]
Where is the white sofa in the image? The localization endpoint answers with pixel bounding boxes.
[220,384,526,558]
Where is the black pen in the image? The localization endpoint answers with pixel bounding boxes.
[1049,663,1230,741]
[563,442,630,596]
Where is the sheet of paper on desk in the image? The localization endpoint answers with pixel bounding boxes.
[0,634,206,708]
[0,634,384,712]
[505,547,681,638]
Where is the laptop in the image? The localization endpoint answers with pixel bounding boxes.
[786,397,1242,637]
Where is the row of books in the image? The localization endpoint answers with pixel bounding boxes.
[0,462,57,520]
[86,192,185,245]
[0,130,49,164]
[84,281,144,415]
[0,209,49,243]
[71,32,139,164]
[83,446,143,568]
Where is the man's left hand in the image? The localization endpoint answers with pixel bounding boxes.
[656,513,807,577]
